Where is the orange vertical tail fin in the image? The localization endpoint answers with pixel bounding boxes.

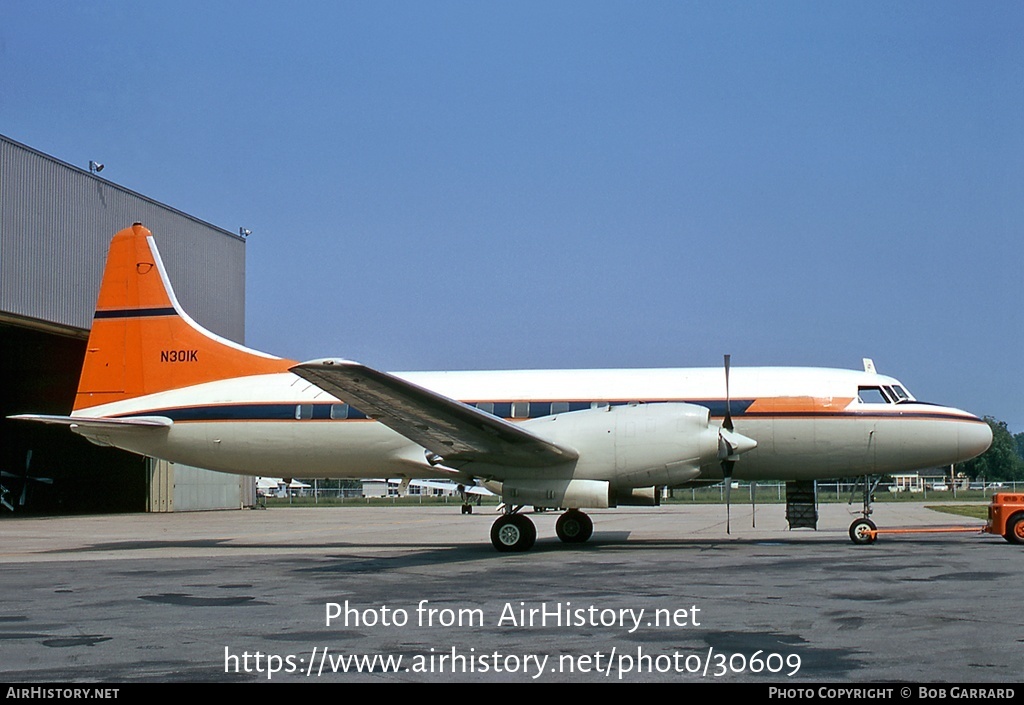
[74,223,293,411]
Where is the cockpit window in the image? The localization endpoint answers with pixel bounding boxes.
[857,386,890,404]
[887,385,910,402]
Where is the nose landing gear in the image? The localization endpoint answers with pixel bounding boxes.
[847,475,881,545]
[849,517,878,545]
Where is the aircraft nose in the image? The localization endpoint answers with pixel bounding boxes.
[958,418,993,462]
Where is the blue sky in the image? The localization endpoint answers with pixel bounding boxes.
[3,2,1022,431]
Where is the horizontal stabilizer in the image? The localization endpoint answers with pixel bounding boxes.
[9,414,173,429]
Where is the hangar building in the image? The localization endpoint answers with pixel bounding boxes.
[1,134,255,515]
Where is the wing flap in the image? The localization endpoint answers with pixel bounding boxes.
[290,359,578,468]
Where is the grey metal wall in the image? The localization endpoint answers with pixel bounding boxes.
[149,459,252,512]
[0,134,245,341]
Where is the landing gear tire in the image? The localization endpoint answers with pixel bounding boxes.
[849,518,877,545]
[556,509,593,544]
[461,504,473,515]
[1005,513,1024,545]
[491,514,537,552]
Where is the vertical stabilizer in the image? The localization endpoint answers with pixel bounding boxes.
[74,223,293,411]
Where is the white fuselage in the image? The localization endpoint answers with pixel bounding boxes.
[70,366,992,485]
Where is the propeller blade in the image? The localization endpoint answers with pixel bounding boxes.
[723,354,734,431]
[751,480,756,528]
[719,354,743,535]
[723,466,732,534]
[723,354,733,533]
[8,450,53,509]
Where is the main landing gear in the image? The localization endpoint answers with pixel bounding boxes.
[555,509,593,543]
[489,508,595,552]
[490,511,536,552]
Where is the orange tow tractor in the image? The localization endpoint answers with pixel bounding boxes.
[987,493,1024,545]
[848,492,1024,546]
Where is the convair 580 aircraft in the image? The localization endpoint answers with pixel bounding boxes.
[13,224,992,551]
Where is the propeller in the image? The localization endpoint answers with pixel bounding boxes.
[0,450,53,509]
[717,355,757,534]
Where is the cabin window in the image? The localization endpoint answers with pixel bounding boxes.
[530,401,552,417]
[476,402,494,415]
[295,404,314,420]
[551,401,569,414]
[857,386,889,404]
[512,401,530,419]
[330,403,350,419]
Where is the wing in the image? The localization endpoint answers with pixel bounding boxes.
[290,359,578,468]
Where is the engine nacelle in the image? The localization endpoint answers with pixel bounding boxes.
[487,482,664,509]
[501,479,611,509]
[519,402,720,488]
[468,403,743,511]
[612,486,662,507]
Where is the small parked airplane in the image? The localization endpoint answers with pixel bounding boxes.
[0,450,53,512]
[12,224,992,550]
[367,478,494,511]
[255,477,311,498]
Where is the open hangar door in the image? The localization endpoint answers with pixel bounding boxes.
[0,321,146,515]
[1,321,254,516]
